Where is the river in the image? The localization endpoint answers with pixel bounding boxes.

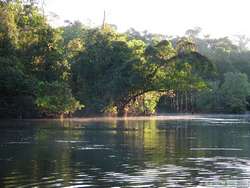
[1,115,250,187]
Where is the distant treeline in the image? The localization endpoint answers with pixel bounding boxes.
[1,1,250,118]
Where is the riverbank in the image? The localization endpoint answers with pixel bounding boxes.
[1,113,250,122]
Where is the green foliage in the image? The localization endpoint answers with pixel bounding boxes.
[0,1,82,118]
[196,82,222,112]
[35,81,83,115]
[2,1,250,117]
[196,73,250,113]
[127,92,164,115]
[220,72,250,113]
[71,26,149,114]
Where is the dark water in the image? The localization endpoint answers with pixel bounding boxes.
[1,115,250,187]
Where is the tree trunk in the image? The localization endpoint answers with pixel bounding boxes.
[190,91,194,113]
[171,97,174,112]
[185,91,188,112]
[176,91,179,112]
[180,92,183,113]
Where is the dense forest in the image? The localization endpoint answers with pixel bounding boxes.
[1,0,250,118]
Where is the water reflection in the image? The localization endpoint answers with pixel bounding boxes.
[1,115,250,187]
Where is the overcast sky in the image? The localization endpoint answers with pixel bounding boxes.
[44,0,250,38]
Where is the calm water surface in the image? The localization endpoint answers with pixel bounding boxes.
[1,115,250,187]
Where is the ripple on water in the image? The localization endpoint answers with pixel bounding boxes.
[74,144,111,150]
[3,157,250,187]
[55,140,87,144]
[64,185,95,188]
[2,116,250,187]
[6,141,31,144]
[190,148,242,151]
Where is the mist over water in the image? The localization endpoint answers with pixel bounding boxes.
[1,115,250,187]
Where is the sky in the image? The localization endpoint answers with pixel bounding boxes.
[44,0,250,38]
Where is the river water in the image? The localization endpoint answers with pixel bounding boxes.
[1,115,250,187]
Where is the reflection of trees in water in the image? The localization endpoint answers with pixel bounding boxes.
[0,121,85,187]
[2,119,250,186]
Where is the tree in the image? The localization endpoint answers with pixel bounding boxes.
[35,81,83,117]
[196,81,222,112]
[0,1,82,118]
[69,25,149,115]
[220,72,250,113]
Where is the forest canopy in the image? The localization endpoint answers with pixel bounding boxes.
[1,0,250,118]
